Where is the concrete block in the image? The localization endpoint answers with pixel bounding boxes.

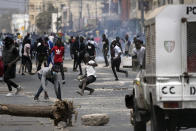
[81,113,109,126]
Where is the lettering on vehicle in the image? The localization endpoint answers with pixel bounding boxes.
[190,86,196,95]
[187,6,196,15]
[161,86,175,94]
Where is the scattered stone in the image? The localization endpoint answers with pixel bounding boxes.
[81,113,109,126]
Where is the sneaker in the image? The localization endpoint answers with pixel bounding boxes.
[44,92,49,100]
[78,73,83,76]
[115,78,119,81]
[15,86,22,95]
[34,96,39,100]
[29,72,35,75]
[73,69,78,72]
[89,89,94,95]
[6,92,15,97]
[76,91,83,96]
[62,80,66,84]
[104,64,109,67]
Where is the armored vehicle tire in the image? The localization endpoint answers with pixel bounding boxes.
[150,98,166,131]
[150,98,177,131]
[165,116,178,131]
[134,122,146,131]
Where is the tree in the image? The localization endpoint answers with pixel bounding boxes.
[35,3,57,33]
[47,2,57,13]
[35,11,52,33]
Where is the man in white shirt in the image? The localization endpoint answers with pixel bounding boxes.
[132,39,145,70]
[77,56,97,96]
[111,40,128,81]
[49,33,54,43]
[102,34,109,67]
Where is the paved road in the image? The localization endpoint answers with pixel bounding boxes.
[0,59,135,131]
[0,59,195,131]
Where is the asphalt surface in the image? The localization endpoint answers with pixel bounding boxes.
[0,59,194,131]
[0,59,136,131]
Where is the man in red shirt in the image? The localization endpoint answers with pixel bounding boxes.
[51,38,65,84]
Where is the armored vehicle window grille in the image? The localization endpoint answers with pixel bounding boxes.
[145,24,156,75]
[187,22,196,72]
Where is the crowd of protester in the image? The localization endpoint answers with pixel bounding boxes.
[0,32,145,98]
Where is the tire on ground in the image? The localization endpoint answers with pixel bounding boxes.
[150,96,166,131]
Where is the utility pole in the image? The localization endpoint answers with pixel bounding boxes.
[117,0,120,15]
[42,0,45,12]
[87,4,90,18]
[24,0,27,34]
[68,0,72,29]
[56,1,62,33]
[26,0,29,32]
[180,0,184,4]
[56,1,59,33]
[79,0,82,30]
[141,0,144,33]
[95,0,98,25]
[109,0,111,16]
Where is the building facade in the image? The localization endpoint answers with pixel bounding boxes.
[128,0,196,33]
[29,0,53,32]
[11,14,29,36]
[28,0,104,32]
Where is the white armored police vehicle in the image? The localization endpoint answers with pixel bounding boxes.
[125,5,196,131]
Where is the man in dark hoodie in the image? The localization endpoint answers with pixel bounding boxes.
[102,34,109,67]
[36,38,48,71]
[72,36,79,71]
[76,36,86,75]
[2,37,22,96]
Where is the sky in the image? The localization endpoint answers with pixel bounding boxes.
[0,0,27,13]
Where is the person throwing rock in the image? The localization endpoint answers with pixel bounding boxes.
[77,56,97,96]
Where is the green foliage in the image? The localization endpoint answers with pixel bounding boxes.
[47,2,57,13]
[35,11,52,33]
[35,3,57,33]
